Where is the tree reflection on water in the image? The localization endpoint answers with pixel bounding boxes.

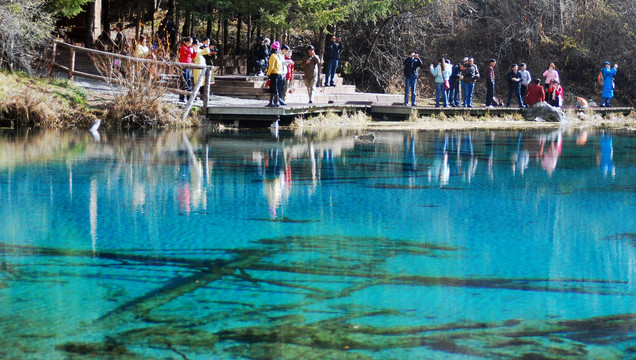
[0,128,633,359]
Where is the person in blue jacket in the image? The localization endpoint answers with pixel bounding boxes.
[600,61,618,107]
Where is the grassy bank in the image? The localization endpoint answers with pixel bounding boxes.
[0,71,97,128]
[0,71,200,129]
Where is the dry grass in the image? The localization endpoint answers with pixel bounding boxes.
[106,91,197,128]
[291,109,370,128]
[92,55,199,128]
[0,71,96,127]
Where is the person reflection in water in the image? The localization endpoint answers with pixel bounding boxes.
[511,132,530,176]
[177,182,191,213]
[429,134,450,185]
[403,134,417,181]
[262,149,292,218]
[539,132,562,176]
[457,132,477,183]
[598,132,615,177]
[486,133,496,181]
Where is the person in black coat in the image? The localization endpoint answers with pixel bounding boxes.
[506,63,525,107]
[403,51,423,106]
[253,37,270,76]
[324,35,343,86]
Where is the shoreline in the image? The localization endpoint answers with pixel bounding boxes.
[287,110,636,132]
[2,71,635,132]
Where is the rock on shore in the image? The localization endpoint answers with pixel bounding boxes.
[524,102,567,122]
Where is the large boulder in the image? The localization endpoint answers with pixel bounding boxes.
[524,102,567,122]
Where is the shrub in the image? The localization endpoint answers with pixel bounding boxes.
[92,54,199,128]
[0,0,54,74]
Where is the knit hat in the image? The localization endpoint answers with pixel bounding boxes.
[271,41,280,50]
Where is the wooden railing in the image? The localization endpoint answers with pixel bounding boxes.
[50,40,214,119]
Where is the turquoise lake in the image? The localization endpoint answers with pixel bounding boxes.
[0,128,634,359]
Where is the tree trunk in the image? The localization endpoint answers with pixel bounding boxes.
[206,3,213,39]
[223,18,229,55]
[190,11,194,36]
[215,15,221,46]
[183,9,191,36]
[219,14,226,74]
[236,13,242,55]
[247,15,252,50]
[559,0,565,32]
[317,27,325,87]
[87,0,101,48]
[176,7,180,34]
[168,0,175,19]
[135,1,141,40]
[169,0,177,52]
[151,0,155,37]
[102,0,110,35]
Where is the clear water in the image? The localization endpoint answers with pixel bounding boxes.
[0,128,634,360]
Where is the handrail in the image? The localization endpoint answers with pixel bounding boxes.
[54,40,209,70]
[51,40,215,119]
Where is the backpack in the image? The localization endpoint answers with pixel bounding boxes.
[597,72,604,86]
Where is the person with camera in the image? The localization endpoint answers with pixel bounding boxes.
[600,61,619,107]
[324,35,343,87]
[403,51,423,106]
[200,38,218,66]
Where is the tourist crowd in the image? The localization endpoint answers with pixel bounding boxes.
[403,54,619,109]
[104,22,619,108]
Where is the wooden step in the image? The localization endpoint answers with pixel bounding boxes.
[212,79,267,88]
[220,58,247,67]
[210,86,267,95]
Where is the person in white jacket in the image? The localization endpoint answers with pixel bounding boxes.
[430,58,452,107]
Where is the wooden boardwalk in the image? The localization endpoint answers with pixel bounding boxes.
[48,41,633,127]
[208,103,634,126]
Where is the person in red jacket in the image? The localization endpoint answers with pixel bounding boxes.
[546,79,564,107]
[178,37,196,102]
[524,78,545,106]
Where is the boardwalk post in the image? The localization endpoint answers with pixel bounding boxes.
[181,67,207,121]
[271,119,279,138]
[203,66,212,109]
[49,41,57,77]
[69,48,76,81]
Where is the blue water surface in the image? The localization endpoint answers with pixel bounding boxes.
[0,128,634,359]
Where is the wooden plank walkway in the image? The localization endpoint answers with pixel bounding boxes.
[208,103,634,125]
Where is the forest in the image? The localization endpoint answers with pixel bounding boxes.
[1,0,635,105]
